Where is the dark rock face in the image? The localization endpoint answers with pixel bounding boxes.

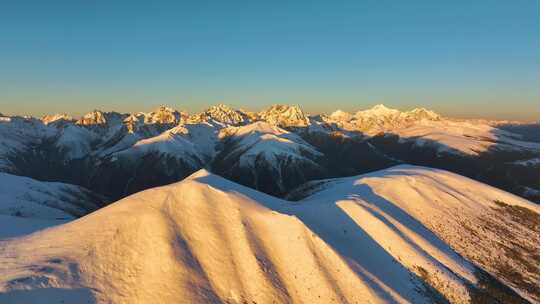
[89,153,203,200]
[211,134,325,197]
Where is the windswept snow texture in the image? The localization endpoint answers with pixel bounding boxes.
[0,166,537,303]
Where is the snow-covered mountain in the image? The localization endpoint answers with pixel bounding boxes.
[142,105,187,125]
[41,113,74,125]
[213,122,324,195]
[189,104,251,125]
[76,110,126,127]
[0,116,54,171]
[287,165,540,303]
[324,104,441,134]
[257,104,310,128]
[0,172,103,220]
[112,125,206,167]
[2,103,540,204]
[0,166,537,303]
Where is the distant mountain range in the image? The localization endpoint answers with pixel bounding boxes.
[1,104,539,203]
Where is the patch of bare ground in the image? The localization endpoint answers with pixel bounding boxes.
[423,200,539,303]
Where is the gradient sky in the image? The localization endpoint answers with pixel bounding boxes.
[1,1,539,121]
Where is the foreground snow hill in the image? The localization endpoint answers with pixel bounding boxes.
[1,166,538,303]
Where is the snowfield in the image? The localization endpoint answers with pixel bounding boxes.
[0,172,102,220]
[0,166,538,303]
[392,119,540,156]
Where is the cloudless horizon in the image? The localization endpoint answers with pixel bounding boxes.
[1,1,539,121]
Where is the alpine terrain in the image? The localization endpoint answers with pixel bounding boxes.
[0,166,538,303]
[1,104,539,303]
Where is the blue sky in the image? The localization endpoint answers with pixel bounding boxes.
[1,1,539,120]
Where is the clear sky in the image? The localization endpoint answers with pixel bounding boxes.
[1,1,539,121]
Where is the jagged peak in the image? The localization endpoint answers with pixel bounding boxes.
[41,113,74,125]
[258,104,310,127]
[144,105,184,125]
[194,103,249,125]
[76,110,107,125]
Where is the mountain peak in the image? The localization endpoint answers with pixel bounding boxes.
[258,104,310,127]
[76,110,107,125]
[41,113,74,125]
[144,105,184,125]
[329,109,352,121]
[407,107,441,120]
[362,104,400,116]
[195,104,249,125]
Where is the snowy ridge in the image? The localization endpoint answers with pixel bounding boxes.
[324,104,441,134]
[294,165,540,302]
[392,119,540,155]
[54,125,98,160]
[8,103,535,160]
[2,103,540,204]
[219,121,321,169]
[0,167,536,303]
[41,113,74,125]
[113,125,206,166]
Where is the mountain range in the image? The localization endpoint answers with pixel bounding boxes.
[1,104,539,203]
[1,103,540,303]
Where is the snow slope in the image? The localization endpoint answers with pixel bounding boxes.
[112,122,221,166]
[190,104,250,125]
[0,172,101,242]
[54,125,98,160]
[0,166,537,303]
[392,119,540,155]
[258,104,310,128]
[0,173,103,220]
[219,121,321,169]
[0,116,54,171]
[291,165,540,302]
